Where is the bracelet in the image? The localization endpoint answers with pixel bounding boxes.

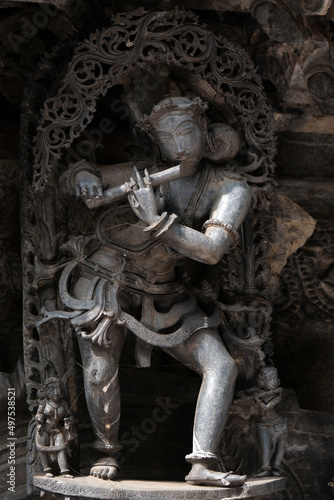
[68,160,101,190]
[202,219,239,244]
[144,213,178,238]
[143,212,169,233]
[155,213,178,238]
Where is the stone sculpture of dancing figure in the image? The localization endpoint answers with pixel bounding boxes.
[254,367,288,478]
[35,378,74,478]
[54,96,253,487]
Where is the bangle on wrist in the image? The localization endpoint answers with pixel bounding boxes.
[144,212,178,238]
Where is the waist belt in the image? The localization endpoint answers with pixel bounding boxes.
[79,259,184,298]
[37,257,222,348]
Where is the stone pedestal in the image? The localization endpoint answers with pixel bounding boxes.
[32,475,285,500]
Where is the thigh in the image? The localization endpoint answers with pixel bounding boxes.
[54,432,66,445]
[72,276,127,366]
[72,275,94,300]
[38,430,50,446]
[162,328,232,376]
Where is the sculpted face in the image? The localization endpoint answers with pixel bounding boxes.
[46,381,62,403]
[263,373,279,391]
[153,112,206,174]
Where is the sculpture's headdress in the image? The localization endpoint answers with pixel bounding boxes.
[139,95,240,164]
[260,367,278,379]
[140,96,208,135]
[44,377,62,388]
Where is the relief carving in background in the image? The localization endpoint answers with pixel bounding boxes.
[273,224,334,413]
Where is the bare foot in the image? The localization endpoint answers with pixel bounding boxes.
[255,466,271,478]
[43,467,53,478]
[90,456,118,480]
[271,466,282,477]
[61,472,74,478]
[185,463,247,487]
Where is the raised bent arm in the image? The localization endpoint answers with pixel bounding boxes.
[160,179,252,265]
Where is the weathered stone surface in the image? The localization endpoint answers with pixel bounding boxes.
[272,223,334,413]
[251,1,305,43]
[284,409,334,499]
[285,0,333,15]
[277,177,334,220]
[32,476,286,500]
[252,39,332,111]
[274,113,334,135]
[276,132,334,178]
[266,189,316,279]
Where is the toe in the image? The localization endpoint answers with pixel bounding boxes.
[101,467,109,479]
[90,461,119,480]
[107,466,117,480]
[90,466,102,478]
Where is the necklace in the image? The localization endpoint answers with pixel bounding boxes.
[162,162,211,229]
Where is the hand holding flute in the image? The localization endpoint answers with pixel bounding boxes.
[74,164,181,209]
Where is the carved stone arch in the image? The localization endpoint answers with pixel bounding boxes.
[32,8,277,193]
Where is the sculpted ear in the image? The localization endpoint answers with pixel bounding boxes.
[204,123,240,164]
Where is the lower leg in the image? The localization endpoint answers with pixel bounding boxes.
[77,325,126,479]
[40,452,52,475]
[271,434,288,476]
[37,433,52,476]
[187,336,246,486]
[164,329,246,487]
[255,428,272,477]
[58,451,73,478]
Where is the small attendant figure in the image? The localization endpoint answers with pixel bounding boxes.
[254,367,288,478]
[35,377,74,478]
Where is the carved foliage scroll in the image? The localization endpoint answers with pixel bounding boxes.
[32,8,276,192]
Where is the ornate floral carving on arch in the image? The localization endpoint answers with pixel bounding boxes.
[32,7,277,192]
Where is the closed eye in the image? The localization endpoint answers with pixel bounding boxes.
[177,127,193,136]
[175,120,196,136]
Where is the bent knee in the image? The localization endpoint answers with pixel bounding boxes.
[207,353,238,382]
[223,355,238,381]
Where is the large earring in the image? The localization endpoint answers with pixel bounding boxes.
[201,117,215,154]
[204,123,240,164]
